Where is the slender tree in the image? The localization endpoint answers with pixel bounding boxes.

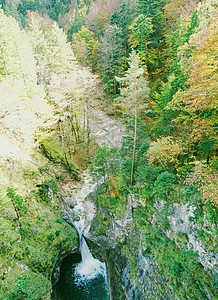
[116,50,150,185]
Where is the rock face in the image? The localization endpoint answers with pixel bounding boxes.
[87,223,176,300]
[58,103,216,300]
[86,194,133,250]
[121,252,177,300]
[51,245,80,288]
[85,195,217,300]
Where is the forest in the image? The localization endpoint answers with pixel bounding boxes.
[0,0,217,299]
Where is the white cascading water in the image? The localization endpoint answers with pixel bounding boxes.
[67,109,123,291]
[71,177,108,286]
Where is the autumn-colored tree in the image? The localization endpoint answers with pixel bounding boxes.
[183,10,218,162]
[185,162,218,207]
[72,26,98,69]
[146,136,184,173]
[164,0,198,28]
[84,0,122,38]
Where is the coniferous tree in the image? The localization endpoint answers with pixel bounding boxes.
[110,1,134,55]
[116,50,150,185]
[98,24,123,94]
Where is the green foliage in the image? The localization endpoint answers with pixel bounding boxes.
[174,232,189,248]
[136,0,166,79]
[115,49,150,116]
[141,217,216,299]
[47,233,55,240]
[92,211,111,236]
[135,164,160,200]
[6,187,28,217]
[1,0,217,298]
[154,171,175,200]
[98,24,124,94]
[129,14,153,53]
[16,0,72,22]
[72,26,98,68]
[7,273,50,300]
[0,157,78,299]
[55,230,61,237]
[55,218,63,224]
[38,179,58,203]
[196,229,217,251]
[184,10,199,43]
[170,261,184,277]
[120,117,148,159]
[90,143,119,181]
[40,133,80,180]
[110,1,134,54]
[67,5,84,41]
[153,64,189,138]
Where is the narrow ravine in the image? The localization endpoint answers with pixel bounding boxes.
[53,178,109,299]
[72,182,109,298]
[73,189,107,284]
[53,105,124,299]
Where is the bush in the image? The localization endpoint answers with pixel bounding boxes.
[154,171,175,200]
[170,261,184,277]
[55,218,63,224]
[8,273,50,300]
[55,230,61,237]
[47,233,55,240]
[38,179,58,203]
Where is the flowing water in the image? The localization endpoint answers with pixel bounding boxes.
[53,176,110,300]
[53,252,109,300]
[53,106,124,299]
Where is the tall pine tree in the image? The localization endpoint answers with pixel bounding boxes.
[116,50,150,184]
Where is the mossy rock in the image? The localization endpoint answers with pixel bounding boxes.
[174,232,189,248]
[40,133,80,180]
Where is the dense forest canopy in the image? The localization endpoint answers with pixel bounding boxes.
[0,0,217,299]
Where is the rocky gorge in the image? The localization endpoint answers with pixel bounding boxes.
[52,102,217,300]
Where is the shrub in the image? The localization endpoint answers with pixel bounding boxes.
[8,273,50,300]
[38,179,58,203]
[154,171,175,200]
[55,218,63,224]
[47,233,55,240]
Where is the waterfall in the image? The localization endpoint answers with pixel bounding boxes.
[72,179,108,286]
[74,233,107,285]
[53,105,123,299]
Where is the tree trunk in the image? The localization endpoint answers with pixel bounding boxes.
[86,99,91,160]
[206,153,210,165]
[131,103,137,185]
[59,121,70,170]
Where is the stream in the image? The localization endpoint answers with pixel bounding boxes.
[53,105,124,299]
[53,178,109,299]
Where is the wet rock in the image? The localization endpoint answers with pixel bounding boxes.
[72,213,80,222]
[62,215,73,226]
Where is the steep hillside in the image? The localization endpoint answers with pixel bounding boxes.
[0,10,98,299]
[0,0,217,299]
